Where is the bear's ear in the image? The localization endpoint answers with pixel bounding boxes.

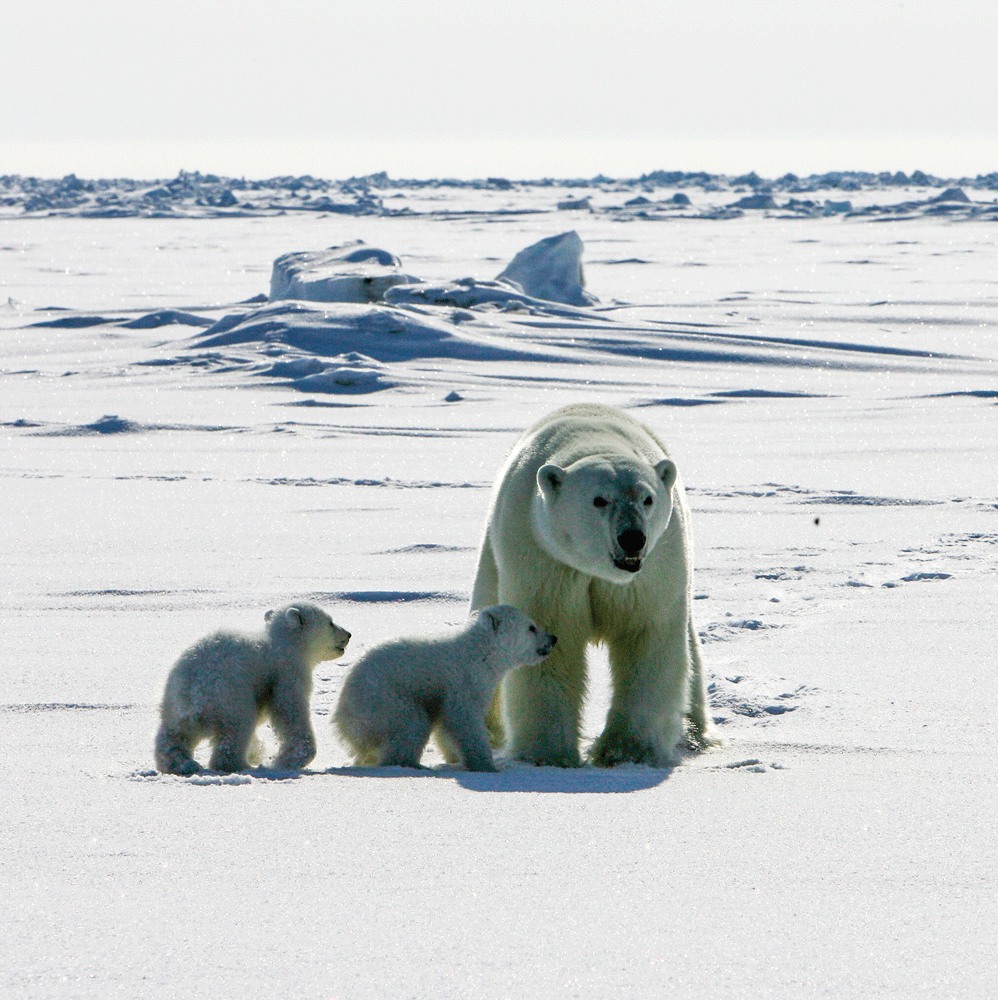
[655,458,677,492]
[284,607,305,630]
[264,609,275,623]
[481,609,501,632]
[537,464,565,501]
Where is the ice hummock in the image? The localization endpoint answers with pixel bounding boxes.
[269,241,421,304]
[495,230,596,306]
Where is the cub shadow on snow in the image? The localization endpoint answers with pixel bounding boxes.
[320,762,673,793]
[135,763,674,792]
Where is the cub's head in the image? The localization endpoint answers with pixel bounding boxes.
[531,455,677,584]
[476,605,557,669]
[265,602,351,664]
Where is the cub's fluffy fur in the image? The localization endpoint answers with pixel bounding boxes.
[334,605,555,772]
[155,601,350,774]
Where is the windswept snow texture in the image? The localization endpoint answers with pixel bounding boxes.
[1,175,997,1000]
[190,300,569,369]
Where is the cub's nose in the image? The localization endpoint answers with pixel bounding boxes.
[617,528,646,555]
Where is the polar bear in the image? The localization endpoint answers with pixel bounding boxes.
[155,601,351,775]
[333,605,556,772]
[471,403,716,768]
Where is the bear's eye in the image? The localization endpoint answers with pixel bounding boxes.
[529,625,537,633]
[593,497,608,508]
[644,496,653,506]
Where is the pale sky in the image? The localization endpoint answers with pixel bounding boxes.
[3,0,996,180]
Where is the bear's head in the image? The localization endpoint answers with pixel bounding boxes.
[531,455,677,583]
[476,605,557,668]
[265,602,352,665]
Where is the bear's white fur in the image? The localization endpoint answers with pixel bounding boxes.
[471,403,716,768]
[333,605,556,772]
[155,601,351,774]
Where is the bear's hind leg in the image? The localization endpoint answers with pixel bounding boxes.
[208,717,257,773]
[154,723,202,775]
[377,706,433,769]
[683,616,721,750]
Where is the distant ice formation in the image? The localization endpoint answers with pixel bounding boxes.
[268,231,601,313]
[495,231,596,307]
[269,241,421,304]
[3,170,995,221]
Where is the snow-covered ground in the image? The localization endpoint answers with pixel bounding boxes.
[1,186,996,999]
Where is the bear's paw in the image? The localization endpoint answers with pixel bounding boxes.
[588,730,675,769]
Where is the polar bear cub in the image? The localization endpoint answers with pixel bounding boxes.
[334,605,556,772]
[155,601,351,775]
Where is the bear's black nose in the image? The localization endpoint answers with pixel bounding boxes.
[617,528,646,555]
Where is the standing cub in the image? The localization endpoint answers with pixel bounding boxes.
[334,605,556,772]
[155,601,350,775]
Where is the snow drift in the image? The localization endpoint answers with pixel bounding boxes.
[190,300,559,366]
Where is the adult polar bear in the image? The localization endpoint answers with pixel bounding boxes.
[471,403,715,768]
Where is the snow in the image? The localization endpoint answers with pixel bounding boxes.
[495,230,596,306]
[1,178,997,999]
[269,242,421,304]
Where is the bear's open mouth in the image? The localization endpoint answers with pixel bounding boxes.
[613,556,642,573]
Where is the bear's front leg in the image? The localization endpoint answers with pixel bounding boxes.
[590,620,690,768]
[440,702,500,772]
[269,688,318,770]
[503,637,587,768]
[272,731,317,771]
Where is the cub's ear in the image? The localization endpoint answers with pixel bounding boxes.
[655,458,677,492]
[284,607,305,629]
[264,609,275,623]
[481,609,501,632]
[537,464,565,501]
